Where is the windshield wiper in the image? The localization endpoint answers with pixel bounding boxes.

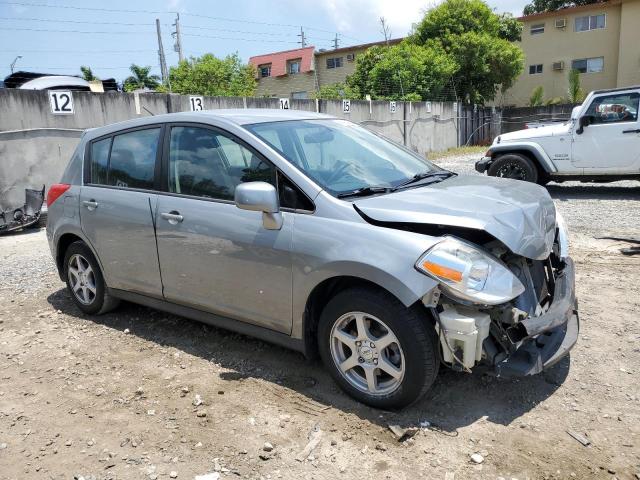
[392,170,456,191]
[336,186,391,199]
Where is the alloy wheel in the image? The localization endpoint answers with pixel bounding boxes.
[497,162,527,180]
[67,254,97,305]
[330,311,405,396]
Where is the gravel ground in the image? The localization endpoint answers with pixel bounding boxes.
[1,154,639,480]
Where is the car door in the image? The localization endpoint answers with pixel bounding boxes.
[80,126,163,297]
[154,124,294,334]
[571,91,640,173]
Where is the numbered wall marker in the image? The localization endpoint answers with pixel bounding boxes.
[279,98,290,110]
[389,101,397,113]
[189,96,204,111]
[425,101,432,113]
[342,99,351,114]
[49,91,74,115]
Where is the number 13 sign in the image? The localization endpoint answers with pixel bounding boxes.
[49,91,75,115]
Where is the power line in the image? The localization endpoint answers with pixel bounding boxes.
[0,27,155,34]
[0,1,365,42]
[0,15,154,26]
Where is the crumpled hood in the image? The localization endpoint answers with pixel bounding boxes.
[498,122,571,142]
[355,175,557,260]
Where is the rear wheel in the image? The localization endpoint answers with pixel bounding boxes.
[488,153,539,183]
[63,241,119,315]
[318,287,439,410]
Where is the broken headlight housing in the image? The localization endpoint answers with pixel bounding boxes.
[416,237,525,305]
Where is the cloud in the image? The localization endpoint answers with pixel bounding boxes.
[320,0,428,36]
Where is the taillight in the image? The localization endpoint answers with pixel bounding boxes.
[47,183,71,207]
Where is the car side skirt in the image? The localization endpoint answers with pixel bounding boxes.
[108,288,306,355]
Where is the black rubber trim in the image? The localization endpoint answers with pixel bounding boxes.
[475,157,491,173]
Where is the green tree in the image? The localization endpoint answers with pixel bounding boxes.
[346,42,457,100]
[312,82,359,100]
[567,68,585,104]
[161,53,256,97]
[123,64,160,92]
[411,0,524,104]
[529,86,544,106]
[523,0,602,16]
[80,66,98,81]
[498,13,523,42]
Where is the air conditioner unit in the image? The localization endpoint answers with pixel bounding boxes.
[553,61,565,71]
[346,53,355,61]
[555,18,567,28]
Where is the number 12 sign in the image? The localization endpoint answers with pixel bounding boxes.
[49,91,74,115]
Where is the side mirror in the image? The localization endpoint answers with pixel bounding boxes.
[234,181,283,230]
[570,105,582,120]
[576,115,593,135]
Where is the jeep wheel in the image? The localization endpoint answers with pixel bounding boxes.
[318,287,439,410]
[63,241,120,315]
[488,154,538,183]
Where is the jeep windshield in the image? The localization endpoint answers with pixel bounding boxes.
[246,119,449,197]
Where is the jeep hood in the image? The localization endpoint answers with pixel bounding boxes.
[354,175,557,260]
[498,122,571,142]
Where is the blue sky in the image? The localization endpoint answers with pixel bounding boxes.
[0,0,530,83]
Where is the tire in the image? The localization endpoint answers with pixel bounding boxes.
[63,241,120,315]
[318,287,440,410]
[488,153,539,183]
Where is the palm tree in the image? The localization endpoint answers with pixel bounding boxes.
[80,65,98,81]
[123,64,160,92]
[567,69,585,104]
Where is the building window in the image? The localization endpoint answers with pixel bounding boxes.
[530,23,545,35]
[291,91,308,99]
[572,57,604,73]
[259,64,271,78]
[575,14,606,32]
[529,64,543,74]
[326,57,343,69]
[288,59,301,75]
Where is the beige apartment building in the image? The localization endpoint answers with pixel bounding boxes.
[248,39,401,98]
[500,0,640,106]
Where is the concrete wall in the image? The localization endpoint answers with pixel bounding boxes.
[0,89,457,209]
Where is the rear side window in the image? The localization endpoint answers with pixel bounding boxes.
[61,142,84,184]
[109,129,160,189]
[90,137,111,185]
[89,128,160,189]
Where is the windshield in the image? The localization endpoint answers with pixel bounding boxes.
[245,119,441,196]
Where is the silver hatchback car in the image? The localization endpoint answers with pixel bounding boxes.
[47,109,579,409]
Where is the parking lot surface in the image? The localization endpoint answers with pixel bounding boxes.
[1,152,639,479]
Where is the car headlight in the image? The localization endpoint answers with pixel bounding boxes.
[555,212,569,259]
[416,237,525,305]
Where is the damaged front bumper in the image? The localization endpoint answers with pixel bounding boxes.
[0,186,45,235]
[494,257,579,378]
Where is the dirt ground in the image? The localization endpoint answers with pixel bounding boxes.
[1,153,639,480]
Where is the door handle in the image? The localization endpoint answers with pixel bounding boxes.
[622,129,640,134]
[161,211,184,224]
[82,200,98,211]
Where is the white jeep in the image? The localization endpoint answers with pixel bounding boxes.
[476,86,640,184]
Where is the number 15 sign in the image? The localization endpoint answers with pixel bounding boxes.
[49,91,75,115]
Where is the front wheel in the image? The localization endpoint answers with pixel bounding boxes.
[487,153,539,183]
[318,287,440,410]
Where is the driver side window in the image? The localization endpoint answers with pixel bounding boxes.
[585,92,639,124]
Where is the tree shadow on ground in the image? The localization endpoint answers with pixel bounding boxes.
[47,287,569,434]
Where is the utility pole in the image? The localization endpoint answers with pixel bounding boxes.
[155,19,169,84]
[10,55,22,73]
[333,34,339,50]
[297,27,306,47]
[172,13,184,63]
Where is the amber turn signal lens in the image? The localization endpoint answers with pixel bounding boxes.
[422,261,463,283]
